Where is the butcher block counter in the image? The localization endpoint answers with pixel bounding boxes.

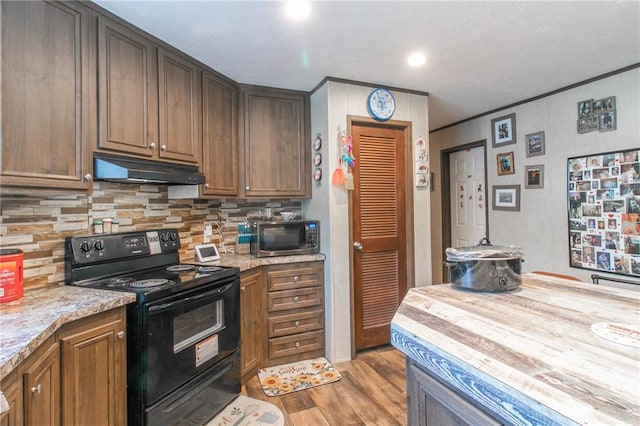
[391,272,640,425]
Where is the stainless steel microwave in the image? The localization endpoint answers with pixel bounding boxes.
[249,220,320,257]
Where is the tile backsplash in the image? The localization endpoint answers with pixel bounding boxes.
[0,182,301,290]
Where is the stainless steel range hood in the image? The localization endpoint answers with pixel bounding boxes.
[94,153,205,185]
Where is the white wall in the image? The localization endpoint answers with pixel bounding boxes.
[306,81,430,363]
[430,68,640,287]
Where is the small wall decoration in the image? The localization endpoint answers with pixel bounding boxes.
[312,133,323,182]
[577,96,616,134]
[496,152,515,176]
[491,113,516,148]
[313,152,322,167]
[525,131,545,157]
[331,127,355,190]
[313,134,322,151]
[492,185,521,211]
[567,148,640,278]
[415,136,429,188]
[525,165,544,189]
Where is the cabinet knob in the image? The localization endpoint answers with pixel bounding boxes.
[149,143,156,149]
[160,145,167,151]
[245,186,250,190]
[295,321,300,327]
[205,183,210,188]
[31,384,42,394]
[294,296,299,302]
[295,342,300,348]
[241,286,246,292]
[84,173,92,181]
[117,331,125,339]
[293,276,299,282]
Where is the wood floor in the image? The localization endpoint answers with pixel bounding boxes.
[242,345,407,425]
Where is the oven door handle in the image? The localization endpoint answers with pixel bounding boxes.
[147,282,235,314]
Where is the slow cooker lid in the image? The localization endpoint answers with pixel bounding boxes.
[446,239,522,261]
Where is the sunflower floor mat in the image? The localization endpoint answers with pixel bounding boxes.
[257,357,342,396]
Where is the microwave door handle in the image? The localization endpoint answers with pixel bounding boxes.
[147,282,235,314]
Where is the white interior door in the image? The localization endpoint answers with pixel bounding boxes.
[449,146,486,247]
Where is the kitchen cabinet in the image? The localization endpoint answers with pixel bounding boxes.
[157,47,202,164]
[0,0,94,191]
[241,85,311,198]
[0,372,23,426]
[97,16,159,159]
[407,359,502,426]
[202,71,239,196]
[59,307,127,426]
[22,337,60,426]
[240,269,263,383]
[1,307,126,426]
[264,261,324,366]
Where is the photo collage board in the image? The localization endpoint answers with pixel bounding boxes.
[568,148,640,277]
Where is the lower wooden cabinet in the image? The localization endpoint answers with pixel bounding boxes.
[264,261,325,367]
[240,269,263,383]
[59,308,127,426]
[0,307,126,426]
[407,359,502,426]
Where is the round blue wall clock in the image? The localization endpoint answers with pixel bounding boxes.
[367,88,396,121]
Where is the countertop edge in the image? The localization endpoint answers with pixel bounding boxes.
[390,325,574,426]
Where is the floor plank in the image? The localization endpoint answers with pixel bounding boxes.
[242,345,407,425]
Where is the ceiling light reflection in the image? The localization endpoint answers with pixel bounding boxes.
[407,52,426,68]
[284,1,311,22]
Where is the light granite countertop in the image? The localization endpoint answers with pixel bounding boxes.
[0,286,136,382]
[391,272,640,426]
[0,253,324,383]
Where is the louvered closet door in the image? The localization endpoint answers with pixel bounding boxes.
[352,124,407,350]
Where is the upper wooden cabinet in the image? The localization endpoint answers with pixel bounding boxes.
[0,0,94,191]
[97,16,158,158]
[157,48,202,164]
[241,85,311,198]
[201,71,239,196]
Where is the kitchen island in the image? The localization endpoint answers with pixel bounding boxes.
[391,272,640,425]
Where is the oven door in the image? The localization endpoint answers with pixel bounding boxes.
[142,276,240,404]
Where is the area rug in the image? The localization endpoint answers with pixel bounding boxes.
[206,395,284,426]
[257,357,342,396]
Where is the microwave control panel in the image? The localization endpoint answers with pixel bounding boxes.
[305,222,319,247]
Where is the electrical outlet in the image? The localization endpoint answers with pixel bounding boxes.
[203,224,212,243]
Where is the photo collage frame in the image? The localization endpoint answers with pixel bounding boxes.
[568,148,640,277]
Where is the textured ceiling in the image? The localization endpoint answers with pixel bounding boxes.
[93,0,640,130]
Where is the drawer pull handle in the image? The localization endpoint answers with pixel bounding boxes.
[295,342,300,348]
[31,384,42,394]
[294,296,299,302]
[295,321,300,327]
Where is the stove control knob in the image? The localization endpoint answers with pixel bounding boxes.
[80,241,91,253]
[160,233,169,242]
[169,232,177,241]
[94,240,105,251]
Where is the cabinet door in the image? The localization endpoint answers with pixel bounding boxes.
[240,269,263,383]
[59,308,126,426]
[0,373,23,426]
[202,71,238,196]
[408,360,502,426]
[0,0,93,190]
[242,86,310,197]
[23,340,60,426]
[158,48,201,164]
[97,16,158,157]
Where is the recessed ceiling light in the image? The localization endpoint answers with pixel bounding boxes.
[407,52,426,68]
[284,1,311,22]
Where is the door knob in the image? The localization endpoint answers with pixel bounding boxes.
[353,241,363,250]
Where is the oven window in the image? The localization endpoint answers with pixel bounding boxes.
[173,300,225,353]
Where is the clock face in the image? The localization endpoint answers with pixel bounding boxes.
[367,88,396,121]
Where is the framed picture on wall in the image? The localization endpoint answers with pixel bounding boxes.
[567,148,640,278]
[496,152,515,176]
[492,185,520,211]
[525,131,545,157]
[491,113,516,148]
[525,165,544,189]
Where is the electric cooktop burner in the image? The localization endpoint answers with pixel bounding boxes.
[198,266,222,273]
[101,277,135,287]
[129,278,171,288]
[166,264,196,273]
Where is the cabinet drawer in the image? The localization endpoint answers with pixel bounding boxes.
[267,287,323,312]
[268,330,324,361]
[268,309,323,338]
[266,263,323,291]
